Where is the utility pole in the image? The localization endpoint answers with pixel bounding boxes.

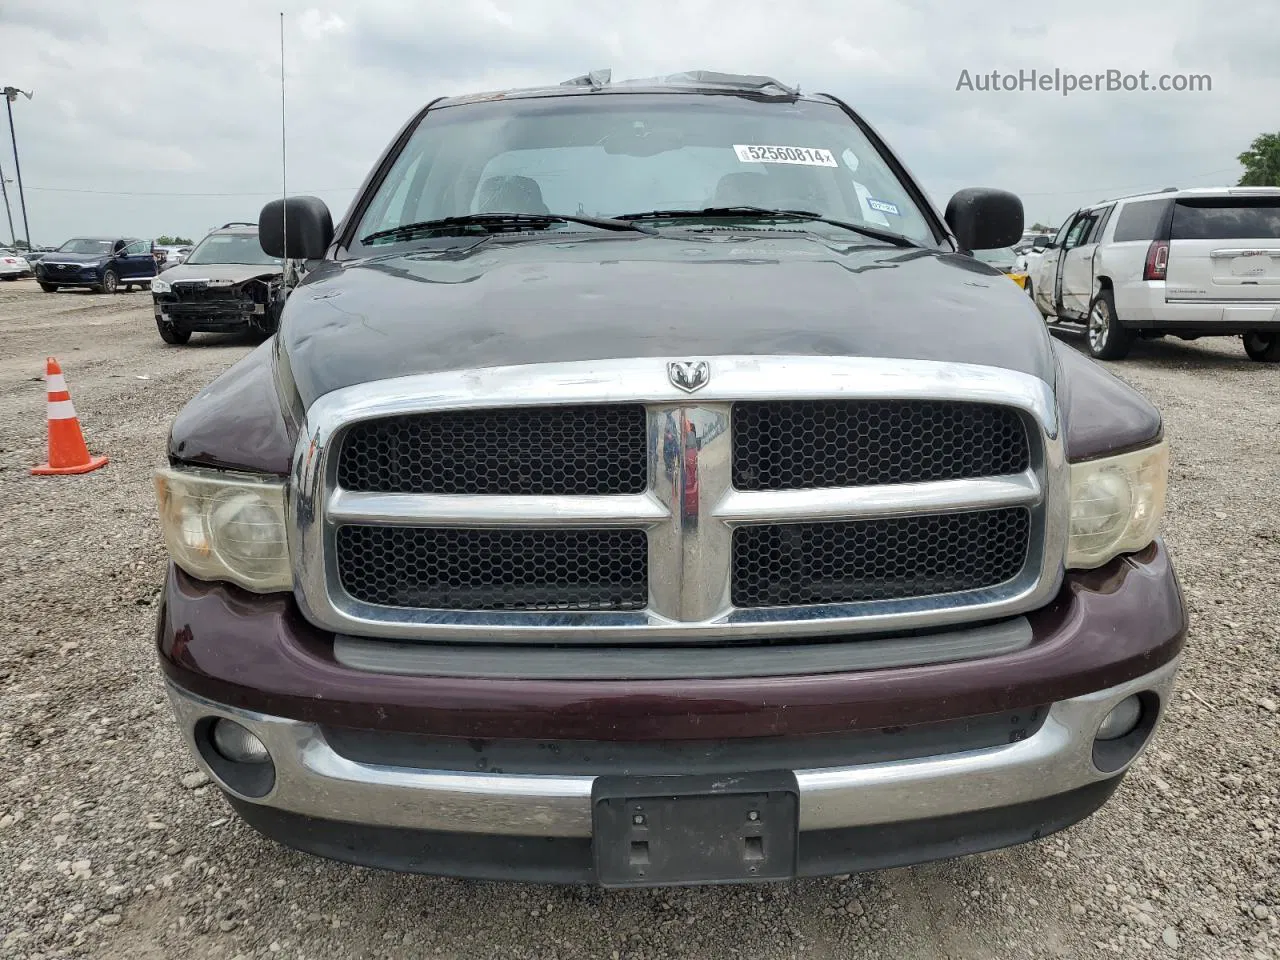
[3,87,33,250]
[0,161,15,247]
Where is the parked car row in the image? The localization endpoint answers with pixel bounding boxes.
[1022,186,1280,361]
[28,224,285,344]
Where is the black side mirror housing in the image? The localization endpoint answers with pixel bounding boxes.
[259,196,334,259]
[944,188,1024,251]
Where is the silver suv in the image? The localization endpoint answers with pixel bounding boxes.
[1031,187,1280,360]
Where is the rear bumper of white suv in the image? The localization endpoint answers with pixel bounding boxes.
[1117,281,1280,332]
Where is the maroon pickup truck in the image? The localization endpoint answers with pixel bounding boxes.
[154,71,1184,887]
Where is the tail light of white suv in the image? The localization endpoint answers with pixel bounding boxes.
[1143,240,1170,281]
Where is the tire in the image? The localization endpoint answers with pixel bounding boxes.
[1243,330,1280,362]
[156,318,191,345]
[38,281,57,293]
[1086,289,1133,360]
[96,269,119,295]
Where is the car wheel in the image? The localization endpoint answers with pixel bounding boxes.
[96,269,119,295]
[156,318,192,345]
[1243,331,1280,362]
[1086,289,1133,360]
[38,282,57,293]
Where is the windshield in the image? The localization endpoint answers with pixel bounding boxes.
[972,246,1017,268]
[58,238,114,255]
[185,233,282,266]
[354,95,938,249]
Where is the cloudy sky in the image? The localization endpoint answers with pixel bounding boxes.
[1,0,1274,246]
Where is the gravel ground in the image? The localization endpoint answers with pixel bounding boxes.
[0,279,1276,960]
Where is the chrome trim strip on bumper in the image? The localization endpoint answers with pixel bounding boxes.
[289,355,1067,643]
[165,657,1176,838]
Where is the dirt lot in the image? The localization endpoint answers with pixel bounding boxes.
[0,279,1277,960]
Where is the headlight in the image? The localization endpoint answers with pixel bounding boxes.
[1067,441,1168,569]
[151,277,170,293]
[154,467,291,592]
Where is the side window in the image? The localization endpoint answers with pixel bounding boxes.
[1112,199,1173,242]
[1051,215,1076,247]
[123,241,149,256]
[1088,205,1114,243]
[1063,214,1096,249]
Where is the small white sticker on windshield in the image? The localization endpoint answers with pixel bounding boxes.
[734,144,838,167]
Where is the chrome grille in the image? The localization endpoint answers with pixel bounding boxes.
[336,526,648,611]
[731,509,1031,607]
[337,405,647,495]
[293,356,1065,644]
[732,400,1029,491]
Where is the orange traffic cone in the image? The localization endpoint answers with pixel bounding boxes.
[31,358,109,476]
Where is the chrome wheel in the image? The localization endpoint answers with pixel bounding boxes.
[1088,300,1109,352]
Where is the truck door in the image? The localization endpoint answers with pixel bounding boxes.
[1056,210,1100,318]
[1035,215,1074,315]
[1061,205,1113,316]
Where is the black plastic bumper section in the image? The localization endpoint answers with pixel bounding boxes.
[227,777,1121,886]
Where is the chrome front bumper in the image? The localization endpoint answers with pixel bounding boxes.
[166,657,1178,838]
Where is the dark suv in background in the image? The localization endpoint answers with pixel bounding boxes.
[35,237,158,294]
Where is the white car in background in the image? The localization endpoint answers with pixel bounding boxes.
[1031,187,1280,361]
[0,248,31,279]
[156,245,193,268]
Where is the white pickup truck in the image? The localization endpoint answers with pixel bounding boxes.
[1029,187,1280,361]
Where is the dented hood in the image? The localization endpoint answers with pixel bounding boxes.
[279,232,1057,408]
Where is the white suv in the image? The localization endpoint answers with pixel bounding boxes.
[1029,187,1280,361]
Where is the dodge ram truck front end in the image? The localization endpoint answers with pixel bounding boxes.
[154,72,1185,887]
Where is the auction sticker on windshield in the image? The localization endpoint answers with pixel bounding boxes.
[734,145,838,167]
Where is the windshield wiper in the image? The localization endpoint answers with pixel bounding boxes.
[362,212,657,245]
[615,206,919,248]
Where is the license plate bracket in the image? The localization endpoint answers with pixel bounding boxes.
[592,771,799,887]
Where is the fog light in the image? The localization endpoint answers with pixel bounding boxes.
[211,719,270,764]
[1097,695,1143,741]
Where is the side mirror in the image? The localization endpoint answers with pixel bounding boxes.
[944,188,1024,251]
[259,196,333,259]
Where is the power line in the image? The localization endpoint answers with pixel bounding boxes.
[22,185,356,197]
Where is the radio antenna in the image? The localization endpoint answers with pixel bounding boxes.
[279,12,288,282]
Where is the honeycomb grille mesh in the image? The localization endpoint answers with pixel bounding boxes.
[732,400,1029,491]
[336,526,648,611]
[731,509,1031,608]
[337,405,647,495]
